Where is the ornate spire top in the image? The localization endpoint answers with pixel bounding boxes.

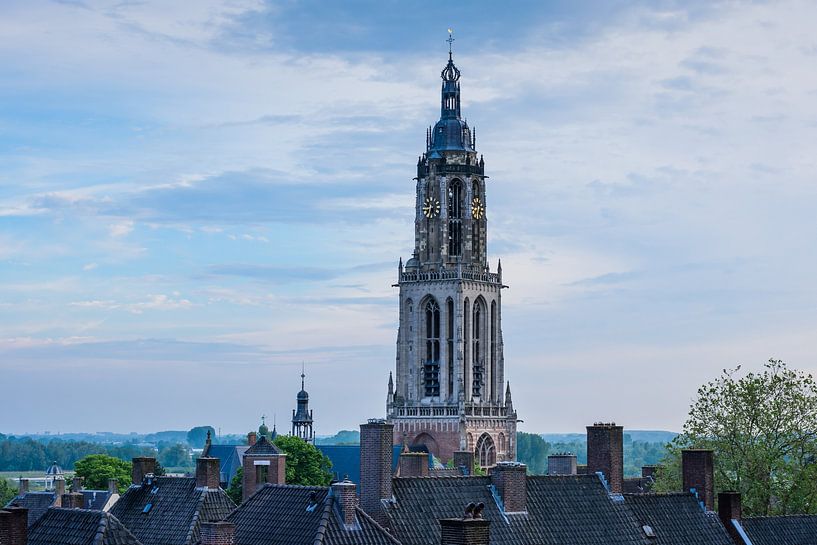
[301,361,305,390]
[447,28,455,59]
[441,28,460,82]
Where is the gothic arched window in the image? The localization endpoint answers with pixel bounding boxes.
[472,299,484,398]
[423,299,440,398]
[490,300,497,401]
[448,179,462,257]
[463,298,470,396]
[472,181,480,258]
[446,298,454,398]
[475,433,496,468]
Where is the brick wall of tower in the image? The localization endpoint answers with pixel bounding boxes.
[390,415,515,464]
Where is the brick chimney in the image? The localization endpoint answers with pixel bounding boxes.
[62,492,85,509]
[490,462,527,513]
[247,432,257,446]
[0,507,28,545]
[197,457,221,489]
[440,504,490,545]
[641,465,659,479]
[547,453,577,475]
[682,449,714,511]
[200,521,235,545]
[586,422,624,494]
[359,419,394,527]
[108,479,119,495]
[717,491,742,544]
[332,479,358,526]
[17,479,29,495]
[398,451,429,477]
[71,476,83,493]
[132,457,156,486]
[452,451,473,476]
[54,477,65,503]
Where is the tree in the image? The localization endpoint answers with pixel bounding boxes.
[653,359,817,516]
[187,426,215,448]
[273,436,333,486]
[0,478,18,505]
[158,443,191,469]
[226,467,243,505]
[74,454,131,493]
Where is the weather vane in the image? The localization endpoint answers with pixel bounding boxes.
[447,28,455,57]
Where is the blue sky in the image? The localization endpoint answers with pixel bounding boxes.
[1,0,816,436]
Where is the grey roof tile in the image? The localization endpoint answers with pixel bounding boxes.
[5,491,56,526]
[623,493,733,545]
[741,514,817,545]
[28,508,142,545]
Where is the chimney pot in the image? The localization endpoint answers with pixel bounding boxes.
[547,453,577,476]
[331,479,358,526]
[682,449,715,511]
[359,420,394,527]
[247,432,257,446]
[108,478,119,495]
[490,462,527,513]
[586,423,624,494]
[200,521,235,545]
[54,477,66,499]
[132,457,156,486]
[196,457,221,489]
[17,479,29,495]
[71,476,83,493]
[61,492,85,509]
[0,507,28,545]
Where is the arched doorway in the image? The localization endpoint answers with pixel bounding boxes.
[475,433,496,468]
[411,432,439,458]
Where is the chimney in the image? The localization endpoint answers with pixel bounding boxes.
[718,491,742,545]
[682,449,714,511]
[71,477,83,493]
[17,479,29,495]
[586,422,624,494]
[440,504,490,545]
[331,479,357,526]
[200,521,235,545]
[490,462,527,513]
[61,492,85,509]
[196,457,221,489]
[642,465,659,479]
[54,477,66,500]
[452,451,473,476]
[132,457,156,486]
[108,479,119,495]
[398,451,429,477]
[547,453,577,476]
[359,419,394,527]
[247,432,257,446]
[0,507,28,545]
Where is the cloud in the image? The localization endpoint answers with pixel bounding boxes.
[108,220,134,237]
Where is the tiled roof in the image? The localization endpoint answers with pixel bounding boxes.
[741,514,817,545]
[28,508,142,545]
[225,484,398,545]
[387,474,649,545]
[244,436,281,456]
[110,476,235,545]
[622,477,653,494]
[623,493,732,545]
[82,490,116,511]
[5,491,56,526]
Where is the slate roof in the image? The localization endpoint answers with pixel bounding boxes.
[740,514,817,545]
[82,489,117,511]
[28,508,141,545]
[225,484,398,545]
[5,491,56,526]
[623,477,654,494]
[623,493,732,545]
[202,445,249,485]
[387,474,649,545]
[109,476,235,545]
[315,445,405,487]
[244,436,281,456]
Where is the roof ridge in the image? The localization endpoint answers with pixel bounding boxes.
[184,487,208,545]
[311,490,334,545]
[354,505,403,545]
[93,511,108,545]
[744,513,817,520]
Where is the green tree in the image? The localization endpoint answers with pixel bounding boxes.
[653,359,817,516]
[0,478,18,505]
[226,467,243,504]
[187,426,215,448]
[158,443,191,468]
[74,454,131,493]
[273,435,332,486]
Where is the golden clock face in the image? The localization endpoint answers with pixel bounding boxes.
[472,197,485,220]
[423,196,441,218]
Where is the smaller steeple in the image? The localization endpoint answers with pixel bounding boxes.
[505,382,513,412]
[292,364,314,443]
[388,372,394,396]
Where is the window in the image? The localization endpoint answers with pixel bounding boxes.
[491,301,497,401]
[448,180,462,257]
[472,301,483,398]
[423,299,440,397]
[472,181,480,257]
[447,298,454,398]
[475,433,496,468]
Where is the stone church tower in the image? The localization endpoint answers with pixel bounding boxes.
[386,46,517,468]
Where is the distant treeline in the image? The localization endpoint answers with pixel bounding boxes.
[517,432,669,476]
[0,433,155,472]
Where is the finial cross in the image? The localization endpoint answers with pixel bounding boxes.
[447,29,455,57]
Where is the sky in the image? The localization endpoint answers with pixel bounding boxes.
[1,0,816,436]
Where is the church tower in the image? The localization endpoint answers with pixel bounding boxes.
[387,40,517,468]
[291,369,314,444]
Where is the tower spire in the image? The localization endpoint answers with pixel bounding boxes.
[447,28,455,60]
